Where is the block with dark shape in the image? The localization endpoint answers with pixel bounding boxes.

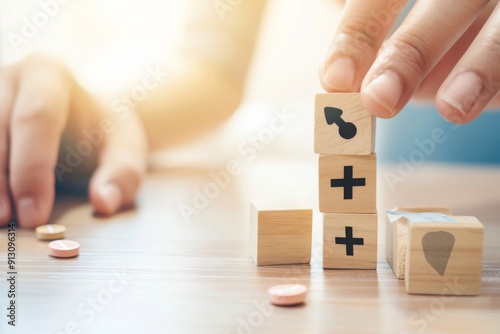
[422,231,455,276]
[250,200,312,266]
[319,154,376,213]
[323,213,377,269]
[405,215,483,295]
[386,207,452,279]
[315,93,375,155]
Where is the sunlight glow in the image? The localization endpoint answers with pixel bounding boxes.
[1,0,189,93]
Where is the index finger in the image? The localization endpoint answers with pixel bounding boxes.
[320,0,407,92]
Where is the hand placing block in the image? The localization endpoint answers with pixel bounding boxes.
[319,154,376,213]
[386,207,451,279]
[250,201,312,266]
[403,215,483,295]
[323,213,377,269]
[314,93,375,155]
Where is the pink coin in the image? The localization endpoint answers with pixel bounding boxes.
[268,284,308,306]
[49,240,80,258]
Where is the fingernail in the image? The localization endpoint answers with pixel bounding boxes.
[442,72,483,115]
[364,71,403,116]
[98,183,122,214]
[323,57,355,91]
[18,197,39,227]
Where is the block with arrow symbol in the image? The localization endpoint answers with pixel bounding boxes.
[314,93,374,155]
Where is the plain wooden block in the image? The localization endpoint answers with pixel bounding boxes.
[314,93,375,155]
[250,200,312,266]
[386,207,451,279]
[323,213,377,269]
[405,216,483,295]
[319,154,376,213]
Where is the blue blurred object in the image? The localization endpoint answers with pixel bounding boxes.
[376,104,500,165]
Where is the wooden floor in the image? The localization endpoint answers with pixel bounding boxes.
[1,158,499,334]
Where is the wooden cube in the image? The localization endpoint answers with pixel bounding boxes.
[314,93,375,155]
[386,207,451,279]
[319,154,376,213]
[250,201,312,266]
[405,215,483,295]
[323,213,377,269]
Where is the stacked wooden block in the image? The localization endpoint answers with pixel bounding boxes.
[248,92,484,297]
[315,93,377,269]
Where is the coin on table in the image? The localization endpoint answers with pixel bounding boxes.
[36,224,66,240]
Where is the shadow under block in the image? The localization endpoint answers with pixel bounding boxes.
[314,93,375,155]
[319,154,376,213]
[386,207,452,279]
[323,213,377,269]
[250,201,312,266]
[405,216,483,295]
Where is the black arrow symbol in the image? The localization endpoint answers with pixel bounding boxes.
[324,107,357,140]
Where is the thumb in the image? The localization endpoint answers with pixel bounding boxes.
[89,115,148,216]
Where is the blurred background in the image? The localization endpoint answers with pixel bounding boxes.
[1,0,499,166]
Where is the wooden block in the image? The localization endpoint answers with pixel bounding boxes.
[323,213,377,269]
[386,207,451,279]
[250,200,312,266]
[319,154,376,213]
[314,93,375,155]
[405,215,483,295]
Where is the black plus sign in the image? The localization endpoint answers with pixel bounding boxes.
[330,166,365,199]
[335,226,364,256]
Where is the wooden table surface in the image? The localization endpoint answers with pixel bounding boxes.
[1,158,499,334]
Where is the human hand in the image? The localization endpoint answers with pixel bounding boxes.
[0,55,148,228]
[320,0,500,124]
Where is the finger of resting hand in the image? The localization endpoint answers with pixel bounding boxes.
[89,111,148,216]
[361,0,489,118]
[0,70,15,225]
[436,2,500,123]
[9,64,71,227]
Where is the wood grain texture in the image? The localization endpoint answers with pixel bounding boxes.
[250,201,312,266]
[314,93,375,155]
[0,161,498,333]
[319,154,376,213]
[323,213,377,269]
[405,216,483,295]
[386,207,451,279]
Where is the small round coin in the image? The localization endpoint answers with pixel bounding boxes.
[268,284,308,306]
[36,224,66,241]
[49,240,80,258]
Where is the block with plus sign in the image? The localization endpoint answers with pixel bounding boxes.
[315,93,375,155]
[323,213,377,269]
[318,154,376,213]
